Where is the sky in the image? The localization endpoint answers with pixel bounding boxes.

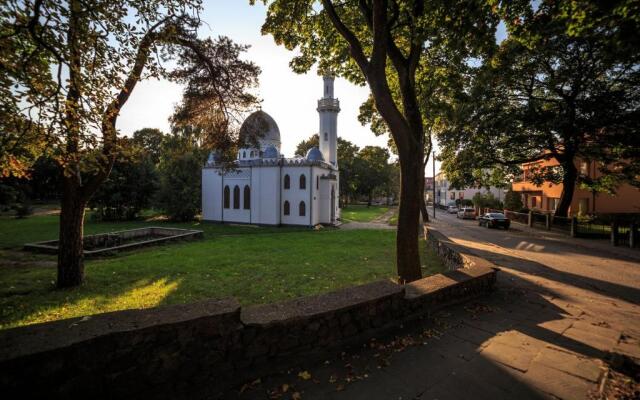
[117,1,507,177]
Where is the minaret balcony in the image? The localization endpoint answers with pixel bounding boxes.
[317,98,340,111]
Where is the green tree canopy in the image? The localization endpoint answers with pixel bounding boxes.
[255,0,498,282]
[439,0,640,217]
[1,0,260,287]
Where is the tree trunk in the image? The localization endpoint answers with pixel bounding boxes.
[555,160,578,218]
[396,153,423,283]
[57,178,86,288]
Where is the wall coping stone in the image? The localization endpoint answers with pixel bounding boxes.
[0,297,240,362]
[242,279,403,326]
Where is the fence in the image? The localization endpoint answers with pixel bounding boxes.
[499,209,638,249]
[504,210,529,225]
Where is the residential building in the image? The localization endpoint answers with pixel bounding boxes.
[434,172,504,207]
[512,157,640,215]
[424,177,434,203]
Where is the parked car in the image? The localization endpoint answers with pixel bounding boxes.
[457,207,476,219]
[478,212,510,229]
[447,205,459,214]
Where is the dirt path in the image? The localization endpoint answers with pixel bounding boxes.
[340,207,396,230]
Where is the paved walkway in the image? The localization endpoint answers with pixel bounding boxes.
[228,212,640,400]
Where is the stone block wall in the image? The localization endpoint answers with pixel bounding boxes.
[0,226,497,399]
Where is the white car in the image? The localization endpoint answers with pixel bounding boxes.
[457,207,476,219]
[447,205,459,214]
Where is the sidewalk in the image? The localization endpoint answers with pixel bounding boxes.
[226,215,640,399]
[508,220,640,262]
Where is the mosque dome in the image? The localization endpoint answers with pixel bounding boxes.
[239,110,281,146]
[263,144,279,159]
[305,147,325,162]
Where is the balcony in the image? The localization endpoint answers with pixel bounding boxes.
[317,98,340,111]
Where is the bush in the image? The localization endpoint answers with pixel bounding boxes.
[472,192,503,210]
[156,151,201,221]
[89,156,158,221]
[504,188,523,211]
[13,201,33,218]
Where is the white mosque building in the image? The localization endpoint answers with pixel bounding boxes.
[201,75,340,226]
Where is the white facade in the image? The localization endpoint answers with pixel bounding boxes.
[202,76,340,227]
[434,172,505,206]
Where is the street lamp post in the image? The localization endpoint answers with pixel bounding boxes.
[432,151,436,219]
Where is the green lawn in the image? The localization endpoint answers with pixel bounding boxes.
[341,204,389,222]
[0,213,444,329]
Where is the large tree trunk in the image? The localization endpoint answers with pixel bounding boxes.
[57,178,86,288]
[396,151,423,283]
[555,160,578,217]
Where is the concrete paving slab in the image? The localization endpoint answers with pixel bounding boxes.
[523,361,596,400]
[480,340,538,372]
[533,346,603,382]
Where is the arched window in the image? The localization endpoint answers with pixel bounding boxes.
[299,174,306,189]
[233,185,240,209]
[283,201,290,215]
[243,185,251,209]
[242,151,246,159]
[324,132,328,141]
[250,151,254,158]
[223,186,230,209]
[284,174,290,189]
[299,201,306,216]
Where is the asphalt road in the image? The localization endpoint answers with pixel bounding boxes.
[430,209,640,307]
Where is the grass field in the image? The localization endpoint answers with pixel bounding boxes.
[341,204,389,222]
[0,210,444,329]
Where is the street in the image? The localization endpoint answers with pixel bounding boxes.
[233,210,640,399]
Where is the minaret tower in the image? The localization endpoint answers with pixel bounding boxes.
[317,75,340,166]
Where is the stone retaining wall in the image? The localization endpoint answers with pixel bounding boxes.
[0,226,497,399]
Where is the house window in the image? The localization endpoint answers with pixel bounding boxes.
[223,186,230,209]
[233,185,240,209]
[324,132,328,141]
[299,174,306,189]
[284,174,290,189]
[243,185,250,209]
[450,192,455,200]
[459,192,464,199]
[531,196,537,208]
[548,198,559,211]
[283,201,290,215]
[299,201,306,216]
[242,151,246,159]
[316,176,319,189]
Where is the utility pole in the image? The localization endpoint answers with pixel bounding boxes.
[432,151,436,219]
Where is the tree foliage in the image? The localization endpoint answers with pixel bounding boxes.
[89,139,159,221]
[156,151,202,222]
[0,0,259,287]
[504,188,524,212]
[439,0,640,217]
[255,0,498,282]
[353,146,392,205]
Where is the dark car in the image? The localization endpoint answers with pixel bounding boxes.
[478,212,510,229]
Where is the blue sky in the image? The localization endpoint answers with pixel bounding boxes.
[118,1,507,177]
